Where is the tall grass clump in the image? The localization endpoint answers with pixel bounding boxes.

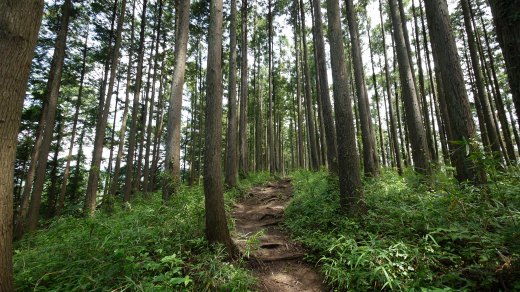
[285,169,520,290]
[14,172,273,291]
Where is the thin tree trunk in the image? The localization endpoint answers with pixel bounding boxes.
[389,0,431,175]
[345,0,379,176]
[298,0,319,170]
[225,0,239,187]
[461,0,502,159]
[239,0,249,175]
[143,0,164,194]
[85,0,128,214]
[379,0,402,175]
[124,0,149,202]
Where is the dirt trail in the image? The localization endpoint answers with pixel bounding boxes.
[232,178,325,292]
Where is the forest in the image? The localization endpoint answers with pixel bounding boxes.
[1,0,519,290]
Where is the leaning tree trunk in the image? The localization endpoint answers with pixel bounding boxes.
[225,0,239,188]
[85,0,128,214]
[388,0,431,175]
[461,0,502,159]
[345,0,379,177]
[204,0,236,256]
[0,1,44,289]
[27,0,73,233]
[424,0,485,184]
[325,0,364,214]
[163,0,190,200]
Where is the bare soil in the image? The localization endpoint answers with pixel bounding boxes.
[232,178,325,292]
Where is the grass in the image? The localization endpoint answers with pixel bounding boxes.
[14,172,273,291]
[285,168,520,290]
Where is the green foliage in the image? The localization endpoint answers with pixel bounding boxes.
[285,169,520,290]
[13,172,274,291]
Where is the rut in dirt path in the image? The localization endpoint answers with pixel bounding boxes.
[232,178,325,292]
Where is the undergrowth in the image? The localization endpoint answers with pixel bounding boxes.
[14,172,273,291]
[285,169,520,291]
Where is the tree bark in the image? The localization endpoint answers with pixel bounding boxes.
[311,0,338,173]
[325,0,364,214]
[27,0,73,232]
[345,0,379,176]
[0,1,44,289]
[424,0,485,184]
[488,0,520,124]
[239,0,249,175]
[204,0,236,255]
[389,0,431,175]
[225,0,239,187]
[163,0,190,200]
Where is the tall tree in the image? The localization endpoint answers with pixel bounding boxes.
[0,1,44,289]
[85,0,128,213]
[388,0,431,175]
[57,26,90,215]
[461,0,502,159]
[163,0,191,200]
[239,0,249,175]
[204,0,236,255]
[26,0,73,232]
[345,0,379,176]
[487,0,520,124]
[379,0,402,175]
[123,0,149,202]
[311,0,338,173]
[424,0,485,184]
[325,0,364,214]
[225,0,239,187]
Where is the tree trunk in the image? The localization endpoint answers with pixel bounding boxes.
[239,0,249,175]
[85,0,128,214]
[143,0,164,194]
[325,0,364,214]
[379,0,402,175]
[298,0,319,170]
[311,0,338,173]
[225,0,239,187]
[488,0,520,124]
[57,27,89,215]
[345,0,379,176]
[424,0,485,184]
[461,0,502,159]
[478,11,516,163]
[204,0,236,256]
[389,0,431,175]
[163,0,190,200]
[124,0,149,202]
[0,1,44,289]
[27,0,73,232]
